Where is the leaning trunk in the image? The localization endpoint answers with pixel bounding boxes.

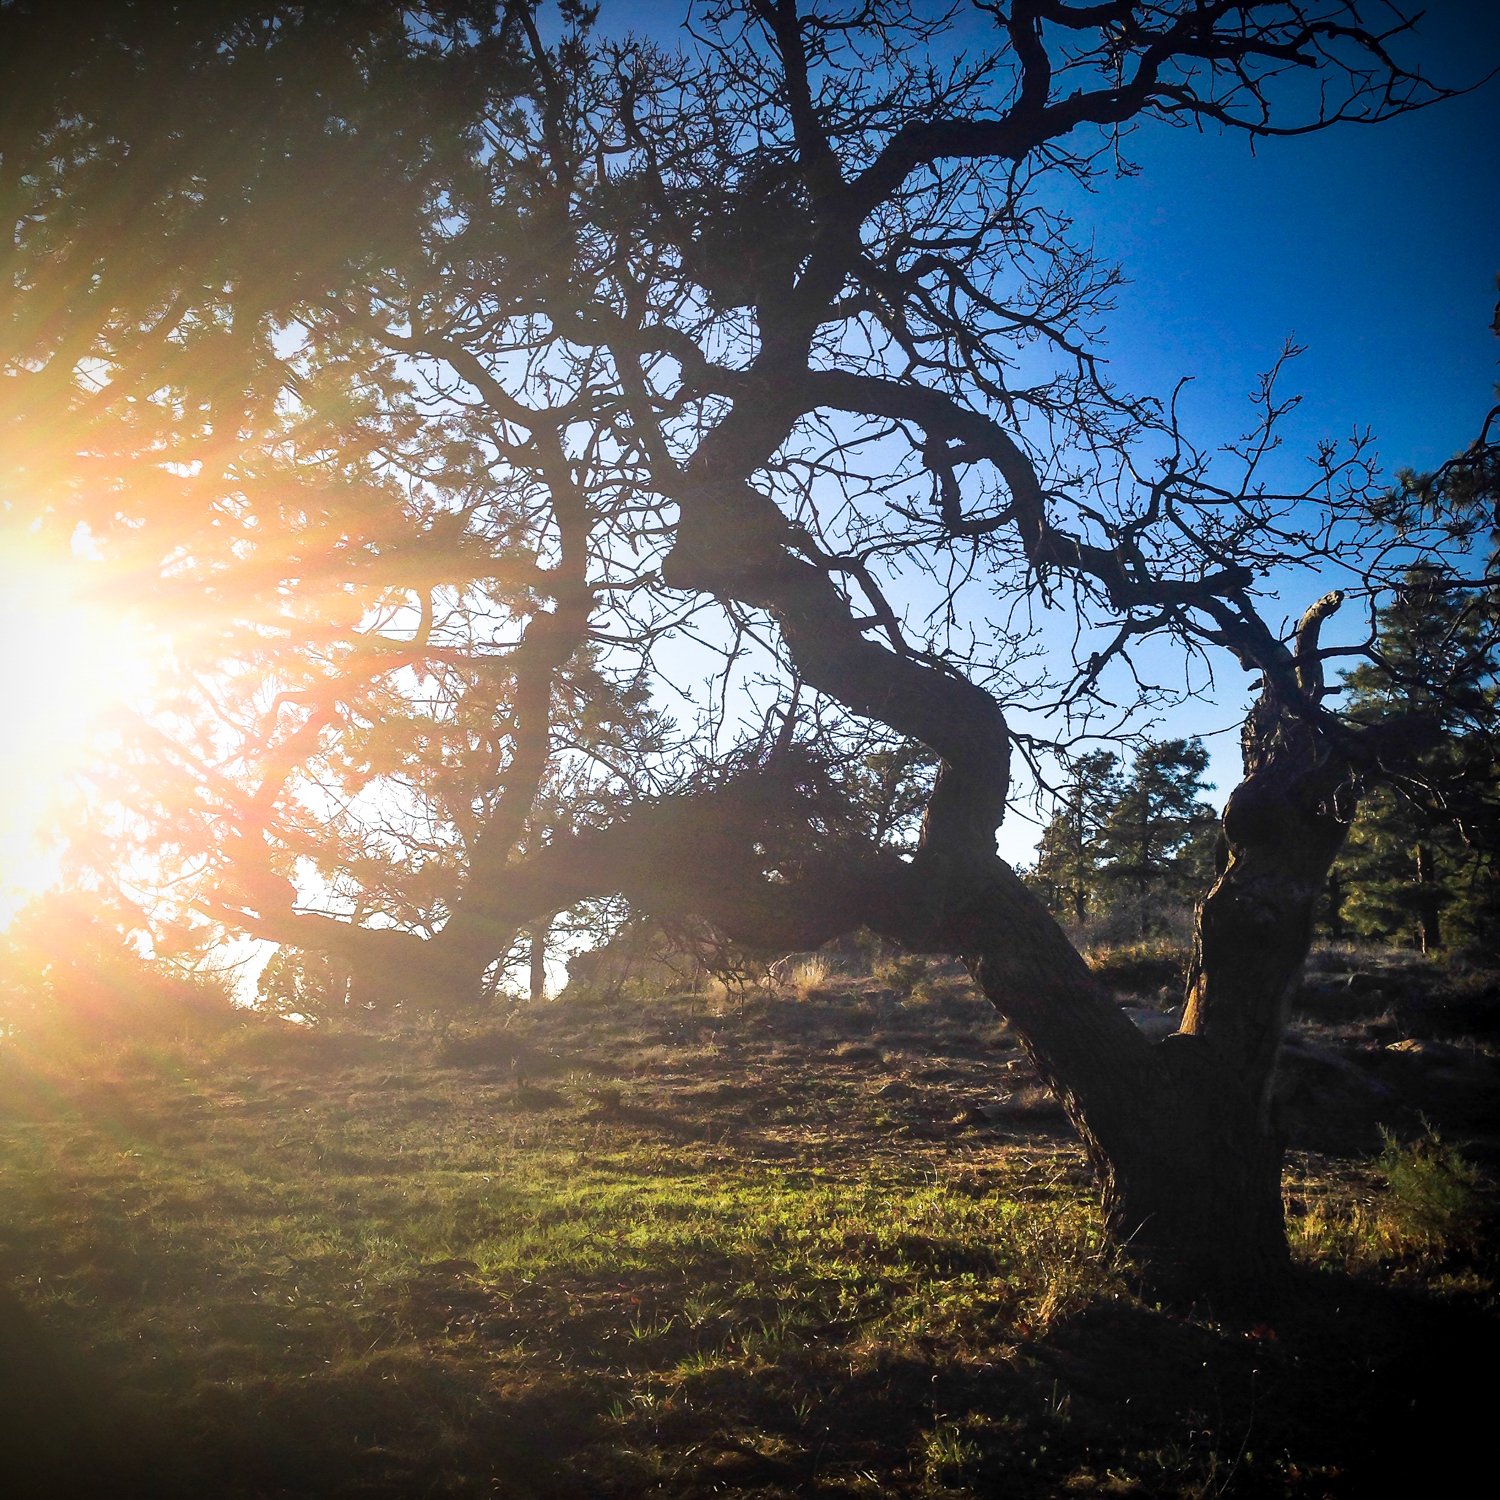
[935,859,1292,1299]
[1183,701,1357,1103]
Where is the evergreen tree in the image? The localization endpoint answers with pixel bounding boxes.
[1028,751,1123,925]
[1097,739,1217,935]
[838,736,941,855]
[1333,569,1499,952]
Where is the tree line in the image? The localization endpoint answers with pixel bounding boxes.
[1026,738,1217,940]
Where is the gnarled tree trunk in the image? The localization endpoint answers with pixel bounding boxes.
[1155,600,1360,1291]
[940,857,1300,1299]
[948,602,1361,1299]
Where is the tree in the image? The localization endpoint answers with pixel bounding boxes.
[820,728,941,856]
[1027,751,1122,927]
[1333,569,1500,953]
[9,0,1485,1297]
[0,887,236,1040]
[1096,739,1217,935]
[1331,325,1500,953]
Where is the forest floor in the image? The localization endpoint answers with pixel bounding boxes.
[1,943,1497,1498]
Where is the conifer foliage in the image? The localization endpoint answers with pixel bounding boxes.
[1332,569,1500,953]
[1028,740,1216,935]
[1028,752,1122,926]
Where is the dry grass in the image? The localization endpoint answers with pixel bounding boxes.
[787,954,834,999]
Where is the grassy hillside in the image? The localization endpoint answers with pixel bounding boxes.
[2,952,1497,1497]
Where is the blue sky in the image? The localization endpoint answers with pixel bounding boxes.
[1021,1,1500,849]
[603,1,1499,471]
[1054,3,1500,480]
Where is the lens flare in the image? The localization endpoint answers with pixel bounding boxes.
[0,537,169,925]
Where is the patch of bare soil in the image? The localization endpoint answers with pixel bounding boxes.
[515,956,1500,1166]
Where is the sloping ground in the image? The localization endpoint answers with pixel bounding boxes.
[0,953,1496,1498]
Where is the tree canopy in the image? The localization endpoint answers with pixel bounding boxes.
[1028,738,1216,937]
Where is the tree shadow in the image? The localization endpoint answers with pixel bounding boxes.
[0,1283,124,1498]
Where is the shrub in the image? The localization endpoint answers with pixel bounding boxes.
[1291,1123,1487,1270]
[872,952,928,992]
[1376,1124,1486,1257]
[788,955,833,999]
[1,892,241,1045]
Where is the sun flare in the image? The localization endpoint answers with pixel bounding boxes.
[0,539,170,926]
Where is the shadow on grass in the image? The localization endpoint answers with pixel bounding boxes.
[0,1284,119,1499]
[5,1262,1494,1498]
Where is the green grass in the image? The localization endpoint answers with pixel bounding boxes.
[2,976,1498,1497]
[1289,1122,1491,1276]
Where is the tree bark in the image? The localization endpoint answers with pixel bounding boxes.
[1156,600,1361,1291]
[1414,842,1441,954]
[1184,596,1357,1109]
[933,858,1289,1300]
[1181,699,1354,1119]
[1102,1034,1293,1297]
[529,922,549,1003]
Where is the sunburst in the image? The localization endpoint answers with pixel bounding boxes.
[0,534,171,926]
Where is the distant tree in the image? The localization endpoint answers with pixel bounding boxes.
[1,889,234,1039]
[256,944,352,1024]
[835,733,941,855]
[1333,569,1499,952]
[1028,751,1122,927]
[1097,740,1217,935]
[1336,785,1500,953]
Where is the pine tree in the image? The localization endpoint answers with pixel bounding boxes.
[840,737,941,854]
[1333,569,1499,952]
[1028,751,1123,925]
[1096,739,1217,935]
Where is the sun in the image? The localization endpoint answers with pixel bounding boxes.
[0,535,171,927]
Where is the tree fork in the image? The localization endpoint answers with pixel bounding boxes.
[1183,593,1358,1114]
